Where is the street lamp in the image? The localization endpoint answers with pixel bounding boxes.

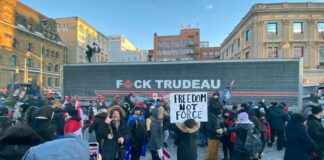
[25,45,43,87]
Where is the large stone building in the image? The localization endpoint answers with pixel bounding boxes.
[220,2,324,83]
[108,35,146,62]
[55,17,109,64]
[153,28,219,62]
[0,0,66,89]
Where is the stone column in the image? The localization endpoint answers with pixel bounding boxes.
[308,19,316,69]
[257,20,265,58]
[282,19,291,58]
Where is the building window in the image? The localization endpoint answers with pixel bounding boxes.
[55,78,60,87]
[245,30,250,41]
[46,49,50,57]
[51,51,55,57]
[318,22,324,32]
[47,63,52,71]
[27,58,33,67]
[42,47,45,55]
[55,52,59,58]
[245,52,249,59]
[54,64,60,72]
[9,55,17,66]
[267,47,279,58]
[11,72,17,82]
[27,43,33,51]
[48,77,52,87]
[237,38,240,48]
[320,46,324,66]
[293,22,303,34]
[293,46,304,58]
[0,55,3,65]
[12,38,17,48]
[267,23,278,34]
[231,44,234,53]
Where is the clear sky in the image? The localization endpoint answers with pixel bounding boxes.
[20,0,324,50]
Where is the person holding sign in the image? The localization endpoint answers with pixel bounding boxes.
[174,119,200,160]
[205,91,224,160]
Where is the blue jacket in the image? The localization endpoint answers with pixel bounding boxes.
[22,136,89,160]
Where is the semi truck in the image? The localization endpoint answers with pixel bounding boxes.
[63,59,303,110]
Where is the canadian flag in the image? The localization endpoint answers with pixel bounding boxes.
[162,149,172,160]
[152,93,158,100]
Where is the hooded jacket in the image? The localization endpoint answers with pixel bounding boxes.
[267,107,289,130]
[174,121,200,160]
[307,114,324,150]
[149,106,164,151]
[228,122,253,153]
[207,92,223,139]
[30,107,56,141]
[284,121,318,160]
[96,105,128,160]
[53,107,65,136]
[22,136,89,160]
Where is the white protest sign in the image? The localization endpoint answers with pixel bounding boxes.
[170,92,208,123]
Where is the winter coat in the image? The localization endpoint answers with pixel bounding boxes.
[21,106,39,125]
[307,114,324,151]
[174,122,200,160]
[53,108,65,136]
[0,116,12,136]
[95,106,128,160]
[207,112,223,140]
[0,130,43,160]
[228,122,254,153]
[30,118,56,141]
[22,136,89,160]
[89,112,107,142]
[267,107,289,130]
[284,122,317,160]
[128,116,147,144]
[149,107,164,151]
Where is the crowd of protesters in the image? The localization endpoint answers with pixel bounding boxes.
[1,88,324,160]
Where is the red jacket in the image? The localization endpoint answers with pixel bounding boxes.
[64,118,82,135]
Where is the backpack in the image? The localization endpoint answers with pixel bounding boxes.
[128,116,147,142]
[244,125,262,153]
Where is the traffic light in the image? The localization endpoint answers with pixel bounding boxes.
[15,67,19,73]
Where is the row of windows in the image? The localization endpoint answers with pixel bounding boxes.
[203,52,219,57]
[157,57,194,62]
[157,48,194,55]
[47,78,60,87]
[11,39,61,59]
[267,22,324,34]
[157,40,195,47]
[6,55,60,72]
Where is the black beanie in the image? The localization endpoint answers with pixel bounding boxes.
[68,109,79,117]
[312,105,323,115]
[35,106,53,119]
[290,113,306,123]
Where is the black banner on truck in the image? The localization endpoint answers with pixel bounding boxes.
[63,59,302,107]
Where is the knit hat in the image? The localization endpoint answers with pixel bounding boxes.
[312,105,323,115]
[238,112,252,123]
[68,109,79,117]
[35,106,54,119]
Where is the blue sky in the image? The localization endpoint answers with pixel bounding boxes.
[20,0,323,50]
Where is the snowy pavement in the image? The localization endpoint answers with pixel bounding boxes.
[143,141,285,160]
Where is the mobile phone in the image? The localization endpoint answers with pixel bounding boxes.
[89,142,99,160]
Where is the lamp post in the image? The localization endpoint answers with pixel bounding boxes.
[25,48,43,87]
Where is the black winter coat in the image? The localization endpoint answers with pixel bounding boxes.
[228,122,253,153]
[89,112,107,142]
[267,107,289,130]
[307,115,324,151]
[174,122,200,160]
[0,116,12,136]
[207,112,223,140]
[30,118,56,141]
[284,122,317,160]
[96,119,128,160]
[53,108,66,136]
